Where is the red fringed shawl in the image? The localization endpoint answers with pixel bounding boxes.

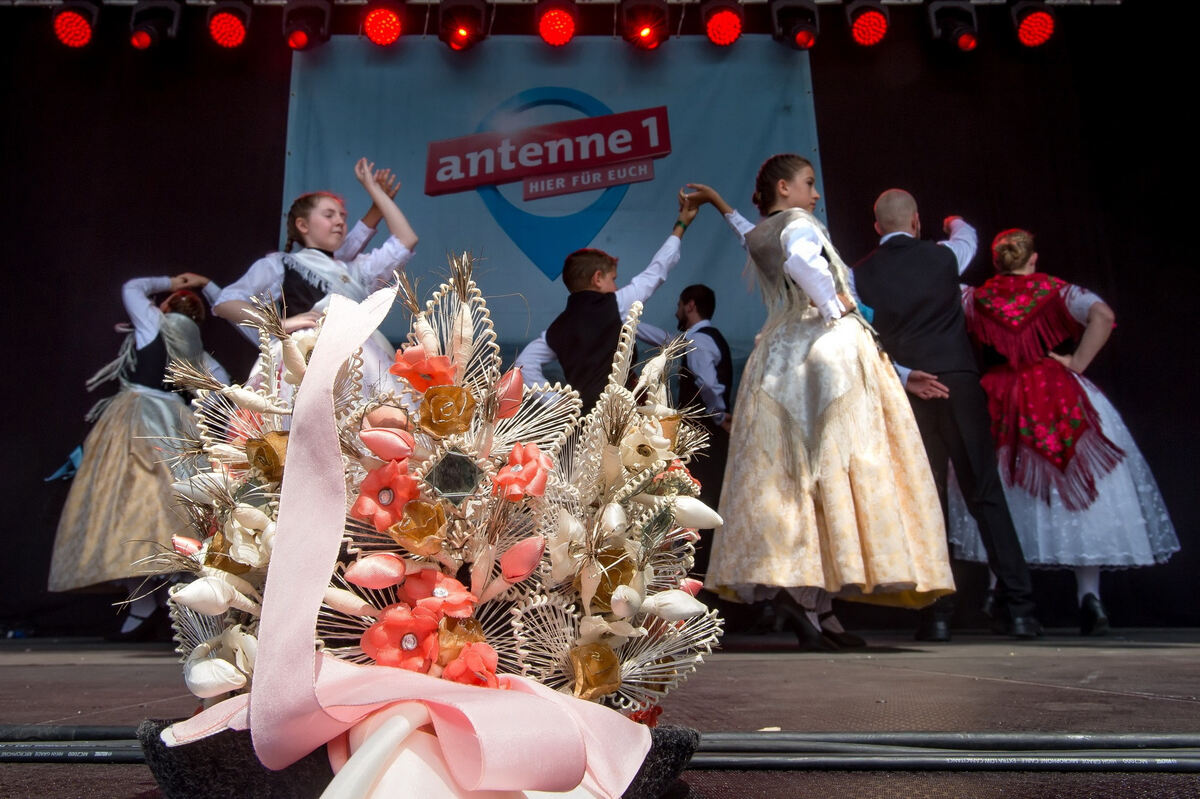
[966,273,1124,511]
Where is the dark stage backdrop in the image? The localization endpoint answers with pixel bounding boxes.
[1,3,1194,635]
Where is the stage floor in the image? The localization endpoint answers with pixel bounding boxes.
[2,629,1199,798]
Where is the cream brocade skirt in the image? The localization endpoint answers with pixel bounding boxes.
[49,386,195,593]
[709,311,954,609]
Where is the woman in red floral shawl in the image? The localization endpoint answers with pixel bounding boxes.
[947,229,1178,635]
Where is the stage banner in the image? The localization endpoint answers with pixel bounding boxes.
[285,36,822,369]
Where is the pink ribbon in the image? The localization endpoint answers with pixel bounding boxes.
[164,287,651,796]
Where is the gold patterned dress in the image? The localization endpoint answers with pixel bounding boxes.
[708,209,954,608]
[49,313,203,593]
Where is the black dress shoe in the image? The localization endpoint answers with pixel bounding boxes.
[1079,593,1110,636]
[980,589,999,621]
[106,604,170,643]
[914,616,951,642]
[1008,616,1043,639]
[819,612,867,648]
[773,593,838,651]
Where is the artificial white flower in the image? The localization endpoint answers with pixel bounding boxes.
[619,421,675,472]
[171,576,262,616]
[577,615,647,647]
[222,504,275,568]
[641,589,708,621]
[609,584,644,619]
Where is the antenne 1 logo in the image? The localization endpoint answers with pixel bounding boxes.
[424,87,672,280]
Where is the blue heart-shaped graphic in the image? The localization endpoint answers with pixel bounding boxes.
[475,87,629,281]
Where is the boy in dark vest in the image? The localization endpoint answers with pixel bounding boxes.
[514,191,698,413]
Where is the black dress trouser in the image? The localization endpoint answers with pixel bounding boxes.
[690,421,729,578]
[908,371,1036,619]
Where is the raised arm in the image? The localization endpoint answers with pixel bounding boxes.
[354,158,417,251]
[615,190,697,316]
[684,182,754,249]
[122,276,173,348]
[937,216,978,275]
[336,167,400,260]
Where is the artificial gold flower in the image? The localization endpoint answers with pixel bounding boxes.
[436,616,486,667]
[245,431,288,482]
[574,546,636,614]
[419,386,476,437]
[390,499,448,557]
[568,641,621,700]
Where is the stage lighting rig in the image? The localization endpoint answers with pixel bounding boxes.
[363,0,405,46]
[439,0,489,51]
[1012,1,1055,48]
[129,0,180,50]
[283,0,331,50]
[619,0,669,50]
[845,0,888,47]
[769,0,817,50]
[701,0,743,47]
[929,1,977,52]
[208,1,250,48]
[52,0,99,48]
[535,0,577,47]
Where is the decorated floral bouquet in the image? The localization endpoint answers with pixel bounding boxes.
[149,254,723,796]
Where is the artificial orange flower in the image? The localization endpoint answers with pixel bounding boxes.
[350,460,420,532]
[401,569,477,619]
[389,345,455,393]
[493,442,552,502]
[360,602,440,672]
[494,367,524,419]
[442,642,500,689]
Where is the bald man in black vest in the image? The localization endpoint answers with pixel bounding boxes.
[854,189,1040,641]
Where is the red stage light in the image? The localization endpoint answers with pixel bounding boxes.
[538,9,574,46]
[770,0,818,51]
[284,0,331,51]
[536,0,577,47]
[53,7,95,48]
[849,7,887,47]
[364,6,403,45]
[1014,5,1055,48]
[438,0,488,51]
[452,25,474,48]
[703,2,743,48]
[128,0,180,50]
[929,1,978,54]
[620,0,668,50]
[208,9,248,48]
